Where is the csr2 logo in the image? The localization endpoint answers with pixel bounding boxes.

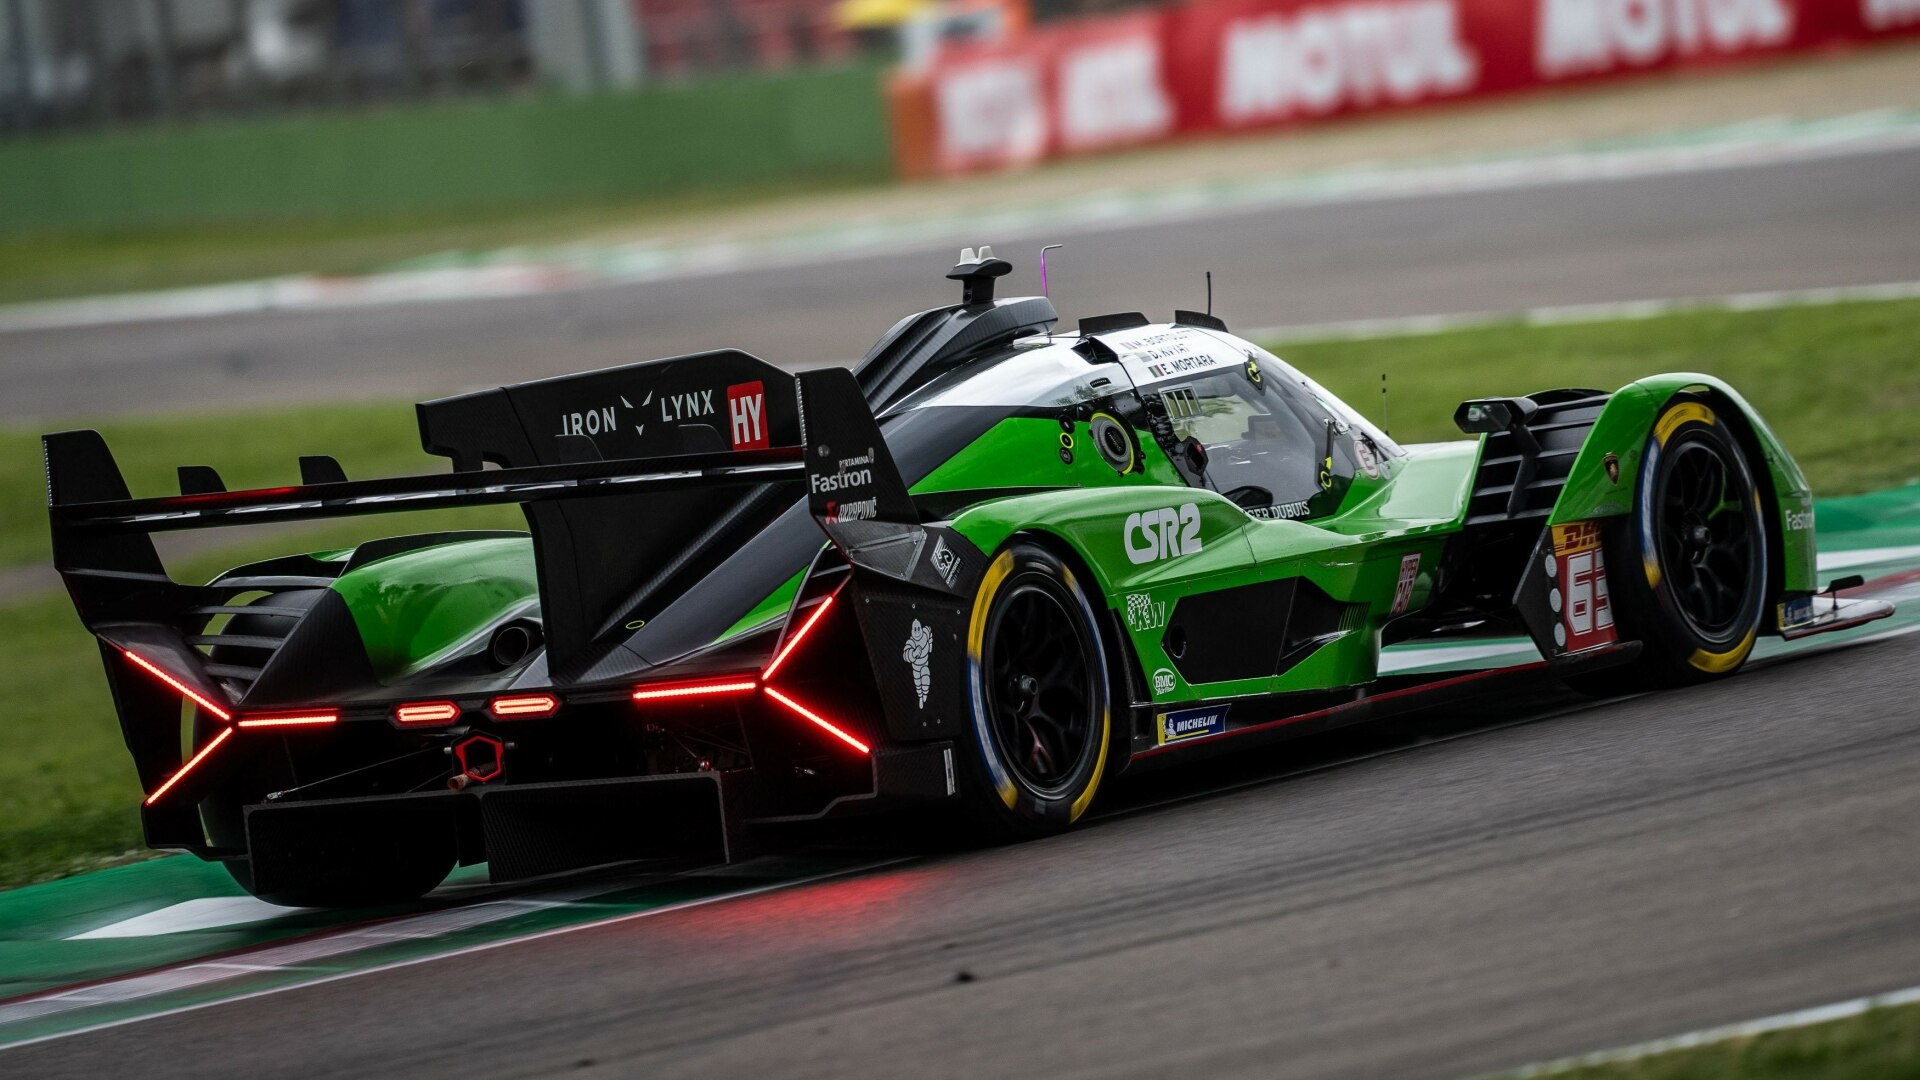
[1124,503,1203,565]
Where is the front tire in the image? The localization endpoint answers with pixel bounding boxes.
[957,541,1116,838]
[1575,397,1769,691]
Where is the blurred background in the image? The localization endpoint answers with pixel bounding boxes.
[2,7,1920,1075]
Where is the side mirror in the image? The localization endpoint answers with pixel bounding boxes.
[1181,436,1209,473]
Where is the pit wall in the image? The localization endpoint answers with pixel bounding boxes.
[888,0,1920,177]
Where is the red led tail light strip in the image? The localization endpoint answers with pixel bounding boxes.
[121,648,232,722]
[142,726,234,807]
[762,686,871,755]
[236,713,338,729]
[630,680,758,702]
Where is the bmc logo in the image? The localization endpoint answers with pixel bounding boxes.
[727,381,768,451]
[1124,503,1203,565]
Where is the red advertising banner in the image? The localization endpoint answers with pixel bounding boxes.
[890,0,1920,176]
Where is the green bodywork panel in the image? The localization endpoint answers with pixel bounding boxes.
[329,537,539,681]
[1547,373,1817,594]
[947,441,1467,704]
[319,374,1821,690]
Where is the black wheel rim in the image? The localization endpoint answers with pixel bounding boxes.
[984,580,1097,796]
[1654,438,1759,641]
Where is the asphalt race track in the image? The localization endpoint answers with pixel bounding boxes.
[5,142,1920,421]
[2,621,1916,1079]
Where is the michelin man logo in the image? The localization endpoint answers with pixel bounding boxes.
[903,619,934,708]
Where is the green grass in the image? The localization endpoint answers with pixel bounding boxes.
[1279,298,1920,497]
[2,296,1918,889]
[2,402,520,568]
[1515,1000,1920,1079]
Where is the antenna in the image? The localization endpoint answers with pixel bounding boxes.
[1381,373,1390,437]
[1206,271,1213,316]
[1040,244,1064,298]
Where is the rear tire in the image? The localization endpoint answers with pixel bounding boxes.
[1568,397,1769,693]
[955,541,1118,839]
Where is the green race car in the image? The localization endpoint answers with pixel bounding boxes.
[43,248,1892,906]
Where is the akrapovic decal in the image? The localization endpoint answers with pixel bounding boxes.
[1124,503,1203,565]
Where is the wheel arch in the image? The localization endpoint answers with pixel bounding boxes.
[1549,374,1816,602]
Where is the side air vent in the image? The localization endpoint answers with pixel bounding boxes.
[1463,389,1609,526]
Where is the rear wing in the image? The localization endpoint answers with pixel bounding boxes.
[45,350,859,680]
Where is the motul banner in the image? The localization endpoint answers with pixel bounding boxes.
[890,0,1920,176]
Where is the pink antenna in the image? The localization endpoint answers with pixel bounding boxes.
[1039,244,1064,297]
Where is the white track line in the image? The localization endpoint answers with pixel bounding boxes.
[0,857,907,1053]
[1507,982,1920,1076]
[4,110,1918,335]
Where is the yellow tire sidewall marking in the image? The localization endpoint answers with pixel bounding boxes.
[1654,401,1715,447]
[968,551,1021,809]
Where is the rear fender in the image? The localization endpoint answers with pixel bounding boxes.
[1548,373,1815,597]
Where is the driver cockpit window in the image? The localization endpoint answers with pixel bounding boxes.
[1156,366,1342,520]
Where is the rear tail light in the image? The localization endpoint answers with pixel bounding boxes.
[763,686,870,755]
[393,700,462,727]
[121,648,233,722]
[237,712,338,729]
[631,679,757,703]
[143,726,235,806]
[488,693,559,719]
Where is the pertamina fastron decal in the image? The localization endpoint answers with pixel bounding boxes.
[1550,521,1616,651]
[903,619,934,708]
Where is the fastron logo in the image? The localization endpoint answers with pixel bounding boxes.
[810,453,874,495]
[1152,668,1177,697]
[727,381,768,450]
[1124,503,1204,565]
[1218,0,1477,127]
[1536,0,1792,77]
[1784,506,1814,532]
